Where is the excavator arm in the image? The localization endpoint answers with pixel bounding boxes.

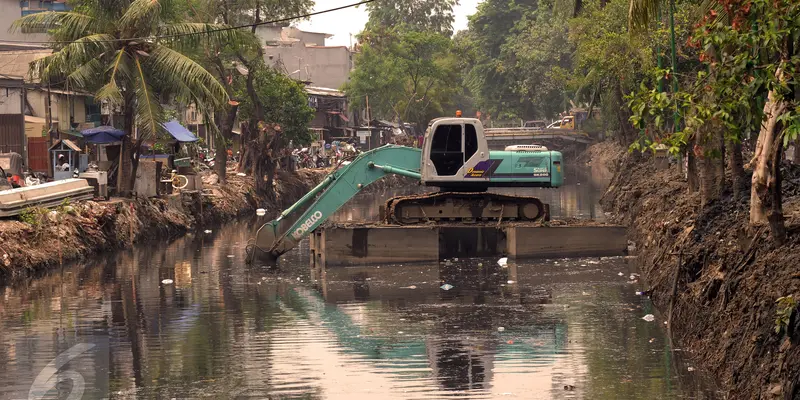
[247,145,422,264]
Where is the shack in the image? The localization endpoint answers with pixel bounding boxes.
[49,139,83,180]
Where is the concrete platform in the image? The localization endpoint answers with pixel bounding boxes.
[310,223,628,269]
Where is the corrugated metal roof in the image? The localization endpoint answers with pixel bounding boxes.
[0,49,52,82]
[305,86,345,97]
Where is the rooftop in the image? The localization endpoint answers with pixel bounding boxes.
[305,86,346,98]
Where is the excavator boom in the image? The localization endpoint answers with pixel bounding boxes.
[247,145,422,264]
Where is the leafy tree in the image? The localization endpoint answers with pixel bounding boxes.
[364,0,459,35]
[347,27,459,128]
[459,0,539,120]
[236,65,314,194]
[13,0,230,193]
[187,0,313,183]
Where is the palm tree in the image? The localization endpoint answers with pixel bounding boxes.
[13,0,232,192]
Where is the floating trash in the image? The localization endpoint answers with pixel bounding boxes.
[635,291,643,295]
[256,208,266,216]
[687,367,695,372]
[227,255,234,258]
[497,257,508,267]
[444,260,453,266]
[236,172,246,177]
[649,338,655,343]
[497,327,505,332]
[642,314,655,322]
[400,285,418,289]
[617,272,624,276]
[161,279,174,285]
[440,283,454,291]
[453,258,459,262]
[507,280,515,284]
[478,262,484,267]
[204,229,212,234]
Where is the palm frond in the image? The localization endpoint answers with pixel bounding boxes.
[11,11,95,38]
[146,45,228,108]
[159,23,260,54]
[628,0,661,33]
[32,34,115,82]
[67,58,106,89]
[698,0,729,25]
[119,0,162,35]
[133,55,164,141]
[95,48,129,106]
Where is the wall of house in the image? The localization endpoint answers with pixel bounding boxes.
[266,45,352,90]
[26,90,87,131]
[0,87,22,114]
[0,0,49,42]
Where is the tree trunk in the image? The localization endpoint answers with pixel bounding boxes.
[687,136,699,193]
[215,102,239,183]
[121,101,136,196]
[750,82,787,239]
[615,82,635,146]
[728,140,746,201]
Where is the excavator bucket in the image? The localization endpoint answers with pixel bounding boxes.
[247,220,282,265]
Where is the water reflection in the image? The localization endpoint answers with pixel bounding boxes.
[0,221,719,399]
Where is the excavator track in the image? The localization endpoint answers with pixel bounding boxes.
[385,192,550,225]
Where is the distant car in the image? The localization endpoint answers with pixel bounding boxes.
[547,120,563,129]
[523,120,547,130]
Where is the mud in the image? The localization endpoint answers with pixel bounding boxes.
[0,169,327,282]
[597,145,800,399]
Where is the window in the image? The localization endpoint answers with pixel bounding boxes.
[429,124,463,176]
[464,123,478,161]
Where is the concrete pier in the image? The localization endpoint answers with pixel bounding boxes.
[310,223,628,270]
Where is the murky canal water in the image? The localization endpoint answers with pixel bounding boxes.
[0,167,720,399]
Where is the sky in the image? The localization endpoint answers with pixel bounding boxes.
[297,0,483,47]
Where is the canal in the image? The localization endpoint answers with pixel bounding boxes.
[0,166,721,399]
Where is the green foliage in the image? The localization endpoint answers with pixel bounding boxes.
[347,26,460,127]
[18,207,47,228]
[236,66,315,146]
[775,295,797,335]
[13,0,231,141]
[364,0,458,35]
[627,0,800,155]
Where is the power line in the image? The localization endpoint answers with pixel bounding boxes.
[2,0,377,45]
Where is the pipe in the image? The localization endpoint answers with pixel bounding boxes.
[367,162,422,180]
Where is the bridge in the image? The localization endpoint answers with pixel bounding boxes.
[484,127,594,150]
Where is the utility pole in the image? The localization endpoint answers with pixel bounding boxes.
[366,94,372,150]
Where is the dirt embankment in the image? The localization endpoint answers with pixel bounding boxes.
[0,169,327,282]
[591,144,800,398]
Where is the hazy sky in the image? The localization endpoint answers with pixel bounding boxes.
[297,0,483,47]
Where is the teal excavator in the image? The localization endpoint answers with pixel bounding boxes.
[246,117,564,264]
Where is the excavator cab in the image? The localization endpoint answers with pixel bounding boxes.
[420,118,562,190]
[421,118,490,189]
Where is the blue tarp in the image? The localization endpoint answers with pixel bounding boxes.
[163,120,198,142]
[81,126,126,144]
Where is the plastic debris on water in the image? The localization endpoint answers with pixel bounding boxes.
[440,283,454,291]
[161,279,174,285]
[497,257,508,267]
[642,314,655,322]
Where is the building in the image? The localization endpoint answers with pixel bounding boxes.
[0,0,70,44]
[305,86,350,143]
[257,26,354,90]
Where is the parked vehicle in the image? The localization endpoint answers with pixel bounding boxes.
[0,152,25,188]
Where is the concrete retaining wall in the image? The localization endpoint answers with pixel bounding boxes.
[311,224,628,269]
